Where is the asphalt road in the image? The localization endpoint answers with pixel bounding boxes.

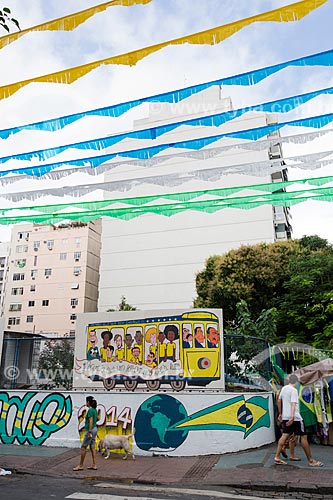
[0,474,287,500]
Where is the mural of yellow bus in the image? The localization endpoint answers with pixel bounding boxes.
[76,310,222,392]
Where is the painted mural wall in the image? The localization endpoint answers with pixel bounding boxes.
[0,390,275,456]
[74,309,225,392]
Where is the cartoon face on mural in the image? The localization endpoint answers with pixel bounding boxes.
[75,310,223,392]
[207,326,220,347]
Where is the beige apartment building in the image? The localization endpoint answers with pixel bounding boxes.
[2,220,101,337]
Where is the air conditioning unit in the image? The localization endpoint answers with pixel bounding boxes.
[34,248,38,251]
[46,276,49,279]
[72,305,76,309]
[32,277,35,280]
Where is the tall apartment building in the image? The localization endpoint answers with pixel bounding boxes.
[98,88,291,310]
[2,220,102,337]
[0,242,9,315]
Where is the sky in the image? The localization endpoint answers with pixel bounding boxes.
[0,0,332,242]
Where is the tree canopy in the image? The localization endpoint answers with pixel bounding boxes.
[0,7,19,32]
[194,235,333,347]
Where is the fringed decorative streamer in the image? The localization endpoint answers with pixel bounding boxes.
[0,175,332,214]
[1,113,333,176]
[0,0,328,101]
[0,52,332,139]
[1,150,332,202]
[0,186,332,225]
[2,86,333,160]
[1,129,331,186]
[0,0,154,50]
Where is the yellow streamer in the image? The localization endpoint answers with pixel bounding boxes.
[0,0,328,101]
[0,0,153,50]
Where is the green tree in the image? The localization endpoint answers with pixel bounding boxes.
[38,339,74,390]
[107,295,137,312]
[194,240,299,322]
[0,7,19,32]
[194,236,333,346]
[277,246,333,346]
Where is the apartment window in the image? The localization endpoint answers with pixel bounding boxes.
[16,245,28,253]
[47,240,54,249]
[8,317,20,326]
[74,251,81,261]
[70,314,77,321]
[26,315,33,323]
[44,268,52,277]
[28,300,35,307]
[62,238,68,245]
[0,257,5,268]
[30,285,36,292]
[73,266,81,276]
[33,255,38,266]
[9,303,22,311]
[11,287,24,295]
[13,273,25,281]
[60,252,67,261]
[75,237,81,246]
[71,298,78,307]
[17,231,29,241]
[15,259,26,268]
[33,241,40,250]
[31,269,38,279]
[0,270,4,281]
[69,330,75,336]
[42,299,49,307]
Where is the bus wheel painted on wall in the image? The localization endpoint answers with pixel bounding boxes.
[170,379,186,391]
[146,380,161,391]
[103,378,116,390]
[124,379,138,391]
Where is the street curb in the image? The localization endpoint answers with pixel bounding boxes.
[8,466,333,496]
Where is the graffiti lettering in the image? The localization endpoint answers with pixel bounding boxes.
[0,392,72,445]
[78,404,132,431]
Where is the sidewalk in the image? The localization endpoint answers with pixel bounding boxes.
[0,443,332,495]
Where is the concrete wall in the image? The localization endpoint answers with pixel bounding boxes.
[0,390,275,456]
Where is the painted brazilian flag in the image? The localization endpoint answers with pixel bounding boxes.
[169,395,270,439]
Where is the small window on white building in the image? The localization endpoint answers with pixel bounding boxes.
[75,237,81,246]
[73,266,81,276]
[71,298,78,307]
[28,300,35,307]
[8,317,20,326]
[11,287,24,296]
[31,269,38,278]
[74,251,81,261]
[13,273,25,281]
[61,238,68,245]
[9,303,22,311]
[26,315,33,323]
[33,241,40,250]
[60,252,67,261]
[70,314,77,321]
[30,285,36,292]
[42,299,49,307]
[47,240,54,249]
[45,268,52,277]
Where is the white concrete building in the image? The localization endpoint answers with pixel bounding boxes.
[2,220,102,337]
[98,88,291,310]
[0,241,10,315]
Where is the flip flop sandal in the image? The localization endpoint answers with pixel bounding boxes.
[274,459,288,465]
[73,466,84,471]
[309,461,323,467]
[289,457,301,461]
[87,466,97,470]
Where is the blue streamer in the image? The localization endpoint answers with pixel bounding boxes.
[1,113,332,178]
[1,85,333,165]
[0,49,332,140]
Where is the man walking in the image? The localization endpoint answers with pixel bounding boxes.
[274,374,323,467]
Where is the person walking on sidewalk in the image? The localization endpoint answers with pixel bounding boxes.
[73,395,98,471]
[274,374,323,467]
